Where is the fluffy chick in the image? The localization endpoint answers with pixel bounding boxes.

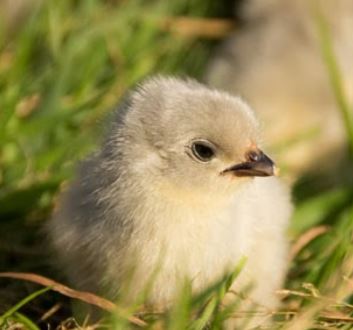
[48,77,291,322]
[206,0,353,177]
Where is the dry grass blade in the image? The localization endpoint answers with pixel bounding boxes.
[39,303,62,322]
[0,272,146,327]
[282,303,325,330]
[289,225,330,261]
[162,17,235,38]
[320,310,353,322]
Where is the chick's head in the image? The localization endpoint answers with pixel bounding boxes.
[120,77,276,203]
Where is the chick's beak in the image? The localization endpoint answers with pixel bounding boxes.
[222,150,277,177]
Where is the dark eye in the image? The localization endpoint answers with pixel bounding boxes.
[191,141,215,162]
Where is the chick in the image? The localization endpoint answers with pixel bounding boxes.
[206,0,353,177]
[48,77,291,324]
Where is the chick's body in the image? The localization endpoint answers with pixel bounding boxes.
[49,77,291,314]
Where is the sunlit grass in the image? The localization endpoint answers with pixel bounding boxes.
[0,0,221,220]
[315,3,353,156]
[0,0,353,329]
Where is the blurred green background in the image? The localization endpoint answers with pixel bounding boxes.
[1,0,353,329]
[0,0,238,326]
[0,0,234,221]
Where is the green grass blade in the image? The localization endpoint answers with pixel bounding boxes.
[314,3,353,155]
[0,287,51,326]
[167,283,192,330]
[191,257,247,330]
[191,296,218,330]
[12,312,40,330]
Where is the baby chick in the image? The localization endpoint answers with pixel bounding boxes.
[206,0,353,177]
[48,77,291,324]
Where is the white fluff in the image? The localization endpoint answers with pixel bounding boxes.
[48,77,292,326]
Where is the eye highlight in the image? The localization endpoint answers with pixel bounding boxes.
[190,140,215,162]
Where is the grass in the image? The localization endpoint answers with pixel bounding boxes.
[315,3,353,156]
[0,0,225,220]
[0,287,50,330]
[0,0,353,329]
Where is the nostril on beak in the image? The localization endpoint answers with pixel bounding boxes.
[222,149,276,177]
[247,150,261,162]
